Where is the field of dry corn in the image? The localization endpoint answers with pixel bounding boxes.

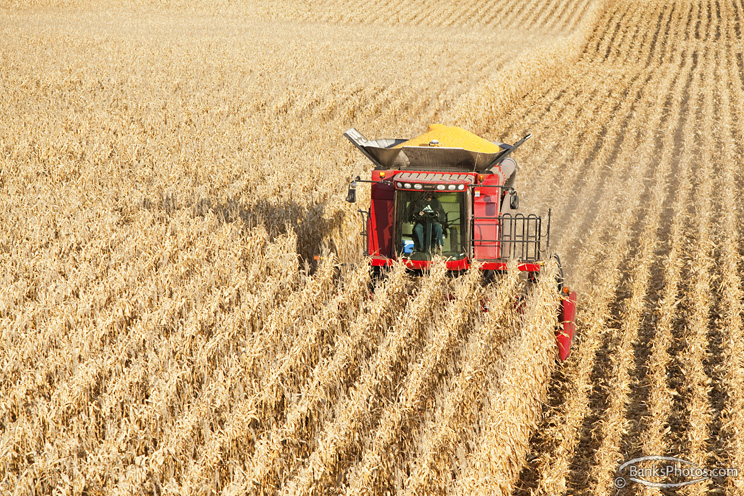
[2,0,743,494]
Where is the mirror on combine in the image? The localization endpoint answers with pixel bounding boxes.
[345,180,357,203]
[510,189,519,210]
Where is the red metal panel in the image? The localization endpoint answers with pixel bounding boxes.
[395,171,476,186]
[557,291,577,361]
[480,262,542,272]
[368,182,394,257]
[370,256,392,267]
[472,185,501,260]
[398,258,469,271]
[393,259,539,271]
[374,259,541,272]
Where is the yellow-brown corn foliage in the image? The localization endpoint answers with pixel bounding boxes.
[2,1,744,495]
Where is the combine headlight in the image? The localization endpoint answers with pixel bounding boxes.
[458,184,465,190]
[448,184,456,190]
[413,183,422,190]
[397,182,402,188]
[436,184,445,190]
[404,183,412,189]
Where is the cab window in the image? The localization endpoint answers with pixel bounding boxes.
[395,190,467,260]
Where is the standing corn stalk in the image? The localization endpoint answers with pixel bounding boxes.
[397,266,522,496]
[344,265,497,496]
[454,261,559,496]
[274,262,450,495]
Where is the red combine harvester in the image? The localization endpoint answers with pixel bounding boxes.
[344,125,577,361]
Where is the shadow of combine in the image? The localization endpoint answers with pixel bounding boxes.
[249,196,346,265]
[143,192,346,269]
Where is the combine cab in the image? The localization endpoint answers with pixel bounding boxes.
[344,124,577,361]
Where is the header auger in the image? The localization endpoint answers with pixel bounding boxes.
[344,124,577,361]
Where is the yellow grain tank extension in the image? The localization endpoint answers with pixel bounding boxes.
[394,124,502,154]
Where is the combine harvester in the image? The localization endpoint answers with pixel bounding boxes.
[344,124,577,361]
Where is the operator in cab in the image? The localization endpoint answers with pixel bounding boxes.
[406,191,447,253]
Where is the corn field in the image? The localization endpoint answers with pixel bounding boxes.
[1,0,743,494]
